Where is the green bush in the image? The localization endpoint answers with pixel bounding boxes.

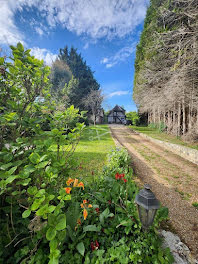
[0,43,85,264]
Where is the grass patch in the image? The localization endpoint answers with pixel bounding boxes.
[192,202,198,209]
[175,188,192,200]
[130,126,198,150]
[70,125,115,181]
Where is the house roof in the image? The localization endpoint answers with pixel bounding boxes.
[107,105,125,116]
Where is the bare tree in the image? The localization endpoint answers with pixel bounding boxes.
[83,90,104,126]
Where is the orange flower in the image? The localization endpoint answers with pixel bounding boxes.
[88,204,93,208]
[65,187,72,194]
[66,178,74,186]
[83,200,87,204]
[80,203,84,208]
[77,182,84,190]
[83,209,88,220]
[73,178,79,187]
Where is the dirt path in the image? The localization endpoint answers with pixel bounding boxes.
[109,124,198,258]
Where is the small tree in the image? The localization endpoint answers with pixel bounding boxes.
[83,90,103,125]
[126,111,140,126]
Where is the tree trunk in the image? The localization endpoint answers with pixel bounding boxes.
[163,111,166,125]
[93,115,96,126]
[168,111,171,132]
[182,95,186,135]
[153,108,156,124]
[177,102,181,136]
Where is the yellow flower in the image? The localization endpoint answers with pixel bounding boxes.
[77,182,84,190]
[83,209,88,220]
[65,187,72,194]
[73,178,79,187]
[66,178,74,186]
[88,204,92,208]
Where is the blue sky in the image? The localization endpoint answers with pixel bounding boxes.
[0,0,149,112]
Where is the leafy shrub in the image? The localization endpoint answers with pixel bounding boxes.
[126,111,140,126]
[57,148,173,264]
[0,43,85,264]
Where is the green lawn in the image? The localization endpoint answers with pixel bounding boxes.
[70,125,115,181]
[130,125,198,150]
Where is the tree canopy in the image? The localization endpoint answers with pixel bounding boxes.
[51,46,100,110]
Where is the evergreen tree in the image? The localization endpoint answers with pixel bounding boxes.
[57,46,100,109]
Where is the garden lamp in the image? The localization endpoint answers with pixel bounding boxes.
[135,184,160,230]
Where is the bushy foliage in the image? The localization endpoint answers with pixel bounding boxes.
[0,43,85,264]
[56,147,173,264]
[126,112,140,126]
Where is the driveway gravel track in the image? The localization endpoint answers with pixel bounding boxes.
[109,124,198,258]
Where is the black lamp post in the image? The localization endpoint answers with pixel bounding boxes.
[135,184,160,230]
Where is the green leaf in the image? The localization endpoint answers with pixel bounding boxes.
[102,208,110,218]
[24,165,36,174]
[35,189,45,197]
[8,166,17,175]
[55,214,66,231]
[16,178,31,186]
[17,42,24,52]
[29,153,40,164]
[76,242,85,256]
[48,205,56,213]
[27,186,38,195]
[57,230,66,241]
[36,161,49,169]
[0,57,4,65]
[0,163,12,170]
[3,153,13,162]
[5,175,18,184]
[22,209,31,218]
[12,190,20,195]
[31,197,45,210]
[83,225,101,232]
[46,227,56,241]
[39,155,48,162]
[116,219,132,228]
[50,239,58,251]
[36,204,48,216]
[49,250,60,264]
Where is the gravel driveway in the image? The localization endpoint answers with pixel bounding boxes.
[109,124,198,258]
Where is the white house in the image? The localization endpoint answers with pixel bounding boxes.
[107,105,126,124]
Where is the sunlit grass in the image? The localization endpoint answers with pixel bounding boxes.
[130,125,198,150]
[69,125,115,182]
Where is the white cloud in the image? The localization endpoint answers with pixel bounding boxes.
[106,90,130,98]
[30,47,57,66]
[35,27,44,36]
[0,0,149,46]
[101,58,108,64]
[83,43,89,50]
[101,44,137,68]
[0,1,24,45]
